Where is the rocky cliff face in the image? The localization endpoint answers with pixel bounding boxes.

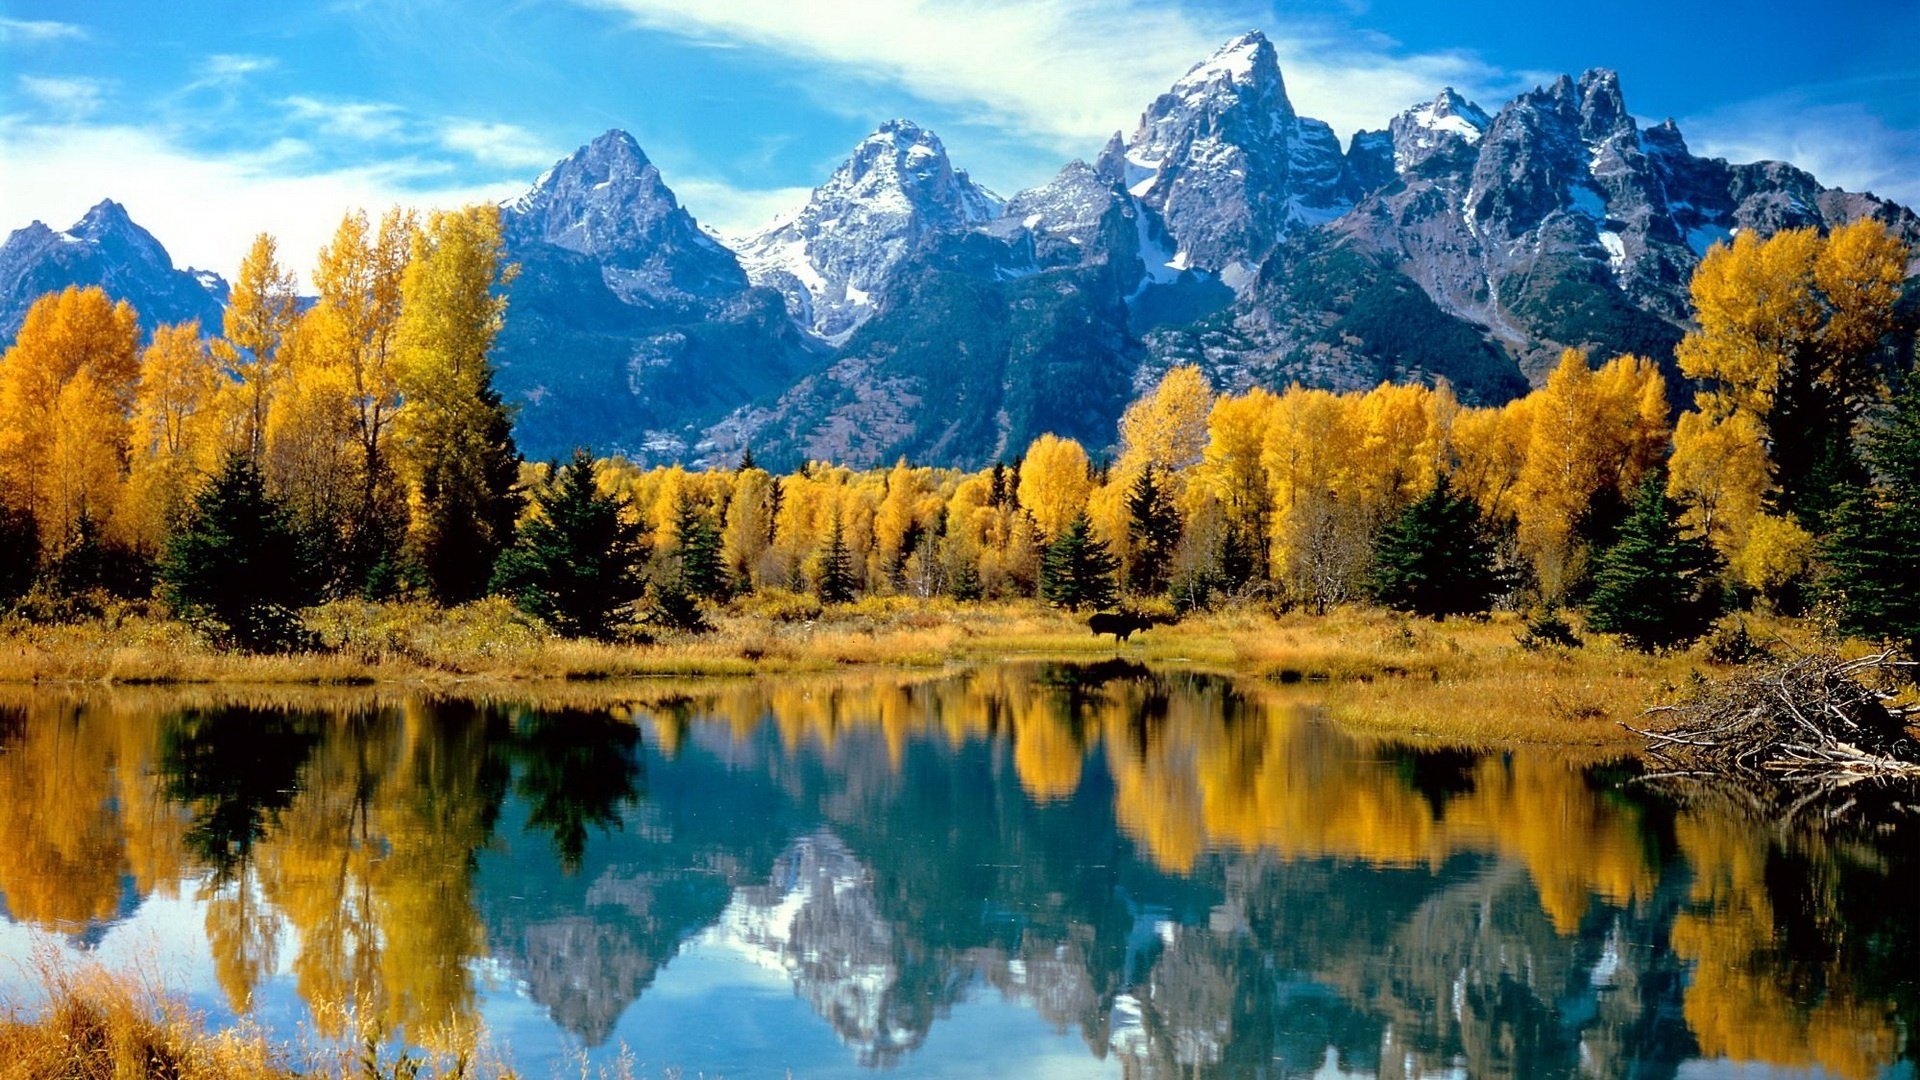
[0,199,227,343]
[735,120,1003,341]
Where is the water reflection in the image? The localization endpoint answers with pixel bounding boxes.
[0,666,1911,1078]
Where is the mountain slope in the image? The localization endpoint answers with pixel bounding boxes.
[495,131,825,461]
[0,200,227,344]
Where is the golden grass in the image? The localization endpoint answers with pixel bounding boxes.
[0,598,1833,755]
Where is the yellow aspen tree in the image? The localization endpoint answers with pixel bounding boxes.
[1677,220,1907,523]
[722,465,777,589]
[0,286,140,543]
[1449,398,1535,522]
[1667,410,1768,555]
[1514,350,1607,597]
[1194,388,1279,579]
[1116,364,1214,476]
[1017,433,1092,541]
[392,205,521,602]
[126,320,221,549]
[1260,387,1360,607]
[216,233,299,460]
[308,207,417,583]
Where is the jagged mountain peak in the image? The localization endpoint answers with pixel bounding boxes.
[1390,86,1494,172]
[1120,28,1349,283]
[503,128,746,307]
[736,118,1002,340]
[1172,30,1284,95]
[1577,68,1630,137]
[0,201,225,342]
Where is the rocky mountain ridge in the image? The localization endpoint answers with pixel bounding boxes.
[5,30,1916,466]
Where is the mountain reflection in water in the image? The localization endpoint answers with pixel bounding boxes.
[0,663,1911,1078]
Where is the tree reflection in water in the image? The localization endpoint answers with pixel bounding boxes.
[0,666,1910,1078]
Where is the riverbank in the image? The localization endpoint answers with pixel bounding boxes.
[0,598,1816,753]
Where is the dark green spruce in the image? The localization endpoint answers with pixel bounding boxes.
[1126,464,1182,596]
[815,514,857,605]
[1367,475,1507,619]
[493,450,649,640]
[1586,474,1721,652]
[1041,511,1119,610]
[1820,381,1920,658]
[159,452,317,651]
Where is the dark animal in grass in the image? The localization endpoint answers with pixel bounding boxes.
[1089,610,1156,643]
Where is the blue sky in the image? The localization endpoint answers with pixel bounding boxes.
[3,0,1916,283]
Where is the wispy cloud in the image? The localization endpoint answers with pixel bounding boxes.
[0,17,86,43]
[436,120,559,170]
[672,177,814,236]
[283,95,408,141]
[0,117,520,286]
[187,53,276,92]
[1685,85,1920,211]
[578,0,1528,152]
[18,75,106,119]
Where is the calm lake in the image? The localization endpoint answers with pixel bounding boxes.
[0,662,1912,1078]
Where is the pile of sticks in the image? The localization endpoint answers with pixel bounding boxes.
[1629,650,1920,784]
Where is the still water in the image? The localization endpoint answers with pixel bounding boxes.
[0,662,1912,1078]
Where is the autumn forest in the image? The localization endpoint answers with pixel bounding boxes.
[0,204,1914,663]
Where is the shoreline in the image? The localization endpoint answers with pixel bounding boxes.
[0,600,1785,754]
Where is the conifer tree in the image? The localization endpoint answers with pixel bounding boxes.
[816,514,857,604]
[672,488,726,601]
[1368,475,1506,619]
[1820,382,1920,657]
[1041,511,1119,610]
[160,453,314,651]
[1125,464,1181,596]
[493,451,647,639]
[1586,474,1721,651]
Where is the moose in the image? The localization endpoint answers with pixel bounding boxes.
[1088,610,1159,643]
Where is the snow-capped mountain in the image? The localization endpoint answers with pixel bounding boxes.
[1103,30,1355,289]
[504,129,749,310]
[0,199,227,343]
[735,120,1003,340]
[1329,67,1920,379]
[8,33,1916,469]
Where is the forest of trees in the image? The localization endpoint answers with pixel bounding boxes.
[0,210,1914,654]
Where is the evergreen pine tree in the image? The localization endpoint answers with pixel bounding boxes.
[737,447,757,473]
[672,489,726,601]
[1820,382,1920,657]
[1040,511,1120,610]
[0,504,36,605]
[816,515,857,604]
[1368,475,1507,619]
[493,451,648,639]
[1587,474,1722,651]
[1126,464,1182,596]
[160,452,316,651]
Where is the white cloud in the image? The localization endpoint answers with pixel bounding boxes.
[0,119,520,288]
[0,17,85,43]
[1686,96,1920,212]
[18,75,105,119]
[188,53,276,91]
[671,177,814,237]
[436,120,560,170]
[282,96,408,141]
[578,0,1527,152]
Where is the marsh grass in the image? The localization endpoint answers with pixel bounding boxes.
[0,598,1834,753]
